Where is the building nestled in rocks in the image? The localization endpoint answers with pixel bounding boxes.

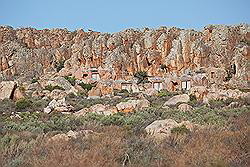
[148,77,165,91]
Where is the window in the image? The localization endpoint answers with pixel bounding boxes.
[121,84,132,92]
[211,72,215,79]
[181,80,191,90]
[153,82,163,91]
[92,73,100,80]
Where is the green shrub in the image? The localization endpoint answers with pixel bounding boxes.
[55,60,65,72]
[171,125,190,135]
[64,76,76,86]
[31,78,38,83]
[188,94,199,107]
[134,71,149,84]
[209,99,225,109]
[79,83,94,91]
[19,86,26,92]
[44,84,65,92]
[0,99,15,114]
[100,114,126,126]
[114,89,130,97]
[157,90,172,97]
[15,98,32,110]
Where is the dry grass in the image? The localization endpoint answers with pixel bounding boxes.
[0,112,249,167]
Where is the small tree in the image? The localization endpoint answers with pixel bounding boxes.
[134,71,149,84]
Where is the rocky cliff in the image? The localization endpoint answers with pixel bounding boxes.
[0,24,249,88]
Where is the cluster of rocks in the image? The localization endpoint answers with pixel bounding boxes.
[74,98,150,116]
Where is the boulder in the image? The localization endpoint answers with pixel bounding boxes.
[48,89,67,99]
[74,108,90,117]
[178,103,193,112]
[189,86,208,102]
[0,81,16,100]
[145,119,196,140]
[50,130,95,142]
[116,99,150,112]
[224,102,241,109]
[43,98,73,113]
[88,87,102,99]
[89,104,106,114]
[46,76,78,95]
[163,94,190,106]
[13,87,26,100]
[145,119,179,140]
[144,88,158,96]
[89,104,117,115]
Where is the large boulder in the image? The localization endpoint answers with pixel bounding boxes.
[88,104,118,115]
[13,87,26,100]
[163,94,190,107]
[145,119,179,140]
[145,119,196,140]
[44,98,73,113]
[0,81,16,100]
[116,99,150,112]
[144,88,158,96]
[178,103,193,112]
[189,86,208,102]
[88,87,102,99]
[46,77,78,95]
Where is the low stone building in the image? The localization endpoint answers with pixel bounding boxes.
[148,77,165,91]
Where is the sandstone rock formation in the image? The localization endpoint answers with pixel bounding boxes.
[0,24,249,90]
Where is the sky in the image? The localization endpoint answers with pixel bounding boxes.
[0,0,249,33]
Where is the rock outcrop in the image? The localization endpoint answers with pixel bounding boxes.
[163,94,190,106]
[0,24,249,90]
[145,119,195,140]
[0,81,16,100]
[116,99,150,112]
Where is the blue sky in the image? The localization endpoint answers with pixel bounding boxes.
[0,0,249,32]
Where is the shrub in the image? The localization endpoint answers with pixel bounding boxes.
[209,99,225,109]
[134,71,149,84]
[15,98,32,110]
[157,90,174,97]
[0,99,15,114]
[79,83,94,91]
[171,125,190,135]
[19,86,26,92]
[44,84,65,92]
[55,60,65,72]
[31,78,38,83]
[64,76,76,86]
[114,89,130,97]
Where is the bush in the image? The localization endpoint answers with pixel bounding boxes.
[31,78,38,83]
[114,89,130,97]
[44,84,65,92]
[15,98,32,110]
[171,125,190,135]
[79,83,94,91]
[64,76,76,86]
[55,60,65,72]
[157,90,176,97]
[0,99,15,114]
[134,71,149,84]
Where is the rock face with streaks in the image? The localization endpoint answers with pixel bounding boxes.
[0,24,249,89]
